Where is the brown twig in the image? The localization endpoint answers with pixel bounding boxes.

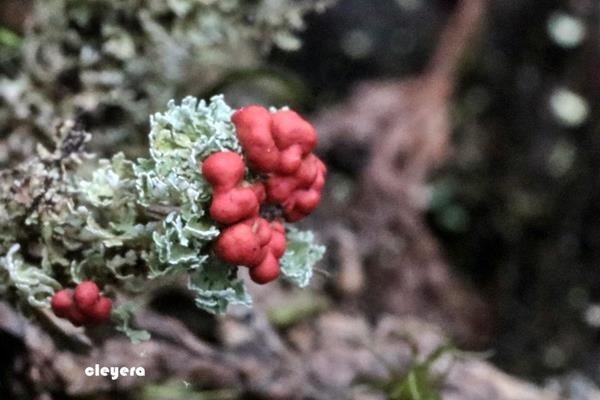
[314,0,490,345]
[426,0,488,89]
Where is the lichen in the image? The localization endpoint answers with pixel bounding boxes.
[0,0,334,166]
[0,96,325,336]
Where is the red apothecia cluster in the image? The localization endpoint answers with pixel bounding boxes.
[233,106,326,222]
[49,106,325,325]
[204,106,326,283]
[51,281,112,326]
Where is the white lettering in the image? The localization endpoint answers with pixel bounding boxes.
[84,364,145,379]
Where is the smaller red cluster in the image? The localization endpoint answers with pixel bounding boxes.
[201,105,326,284]
[232,106,326,222]
[51,281,112,326]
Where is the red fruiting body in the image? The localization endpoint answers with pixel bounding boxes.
[295,154,319,186]
[278,144,303,175]
[249,182,266,204]
[312,167,326,191]
[246,217,272,246]
[89,297,113,324]
[209,187,260,224]
[249,252,281,284]
[266,175,299,203]
[212,215,287,284]
[231,105,326,223]
[270,110,317,156]
[268,227,287,259]
[283,209,305,223]
[201,152,245,190]
[68,305,88,327]
[51,289,73,318]
[289,189,321,214]
[204,104,326,285]
[232,106,280,173]
[51,281,112,327]
[215,223,262,266]
[274,154,326,221]
[202,151,263,225]
[271,221,285,233]
[74,281,100,313]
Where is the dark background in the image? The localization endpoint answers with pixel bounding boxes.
[279,0,600,382]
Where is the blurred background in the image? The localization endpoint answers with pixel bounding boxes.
[2,0,600,399]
